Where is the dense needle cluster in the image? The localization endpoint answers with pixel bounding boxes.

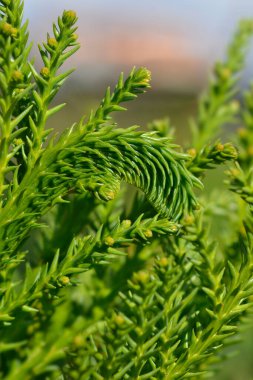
[1,1,253,379]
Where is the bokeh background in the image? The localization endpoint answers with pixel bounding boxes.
[24,1,253,378]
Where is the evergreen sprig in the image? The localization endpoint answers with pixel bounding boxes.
[187,141,238,177]
[1,1,253,379]
[0,1,200,267]
[190,19,253,150]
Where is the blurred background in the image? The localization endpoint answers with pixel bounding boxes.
[24,1,253,378]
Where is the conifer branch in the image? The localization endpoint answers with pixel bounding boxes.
[1,2,253,378]
[0,124,200,264]
[187,141,238,177]
[76,217,253,379]
[190,20,253,150]
[85,67,151,132]
[236,84,253,170]
[0,0,32,203]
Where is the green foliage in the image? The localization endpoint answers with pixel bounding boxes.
[1,1,253,379]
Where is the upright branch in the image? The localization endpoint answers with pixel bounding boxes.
[190,20,253,150]
[0,0,32,205]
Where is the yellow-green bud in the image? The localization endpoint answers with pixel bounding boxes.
[104,190,116,200]
[11,27,17,37]
[139,68,151,84]
[72,33,78,41]
[184,215,194,225]
[187,148,197,158]
[13,88,24,95]
[48,37,58,48]
[230,168,240,177]
[135,326,143,336]
[13,138,23,146]
[133,271,149,284]
[62,10,77,25]
[220,67,231,80]
[11,70,24,82]
[215,143,224,152]
[59,276,70,285]
[40,67,50,79]
[114,314,125,326]
[223,143,238,159]
[122,219,132,228]
[144,229,153,238]
[1,22,18,37]
[215,63,231,81]
[170,224,179,233]
[27,323,39,335]
[1,22,12,35]
[133,67,151,88]
[158,257,169,267]
[104,236,115,246]
[144,69,151,83]
[73,334,85,347]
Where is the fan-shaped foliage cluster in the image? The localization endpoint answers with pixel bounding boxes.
[1,1,253,379]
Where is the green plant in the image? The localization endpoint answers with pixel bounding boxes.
[0,1,253,379]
